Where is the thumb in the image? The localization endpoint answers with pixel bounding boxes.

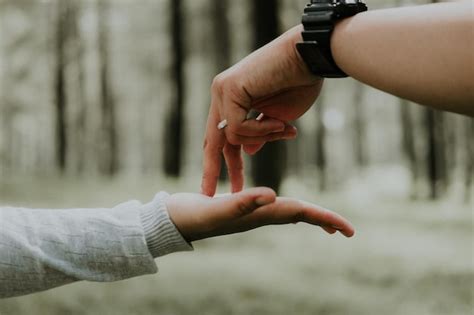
[212,187,276,220]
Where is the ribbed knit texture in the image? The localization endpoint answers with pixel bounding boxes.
[0,192,192,298]
[139,192,193,258]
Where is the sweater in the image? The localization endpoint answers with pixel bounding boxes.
[0,192,193,298]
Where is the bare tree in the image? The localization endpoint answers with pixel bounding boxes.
[55,0,87,174]
[211,0,231,73]
[250,0,286,193]
[97,0,118,175]
[315,96,327,191]
[464,119,474,203]
[424,108,449,199]
[67,1,87,174]
[399,99,419,198]
[163,0,184,177]
[211,0,231,182]
[54,0,68,173]
[352,82,368,168]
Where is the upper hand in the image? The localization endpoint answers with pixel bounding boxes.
[166,187,354,242]
[201,25,323,196]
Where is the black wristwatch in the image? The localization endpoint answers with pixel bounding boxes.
[296,0,367,78]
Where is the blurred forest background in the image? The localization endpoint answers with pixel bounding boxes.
[0,0,472,315]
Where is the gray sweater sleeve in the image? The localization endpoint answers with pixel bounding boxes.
[0,191,192,298]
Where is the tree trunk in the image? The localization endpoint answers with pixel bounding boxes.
[315,99,327,191]
[352,82,367,168]
[465,118,474,203]
[424,108,448,200]
[212,0,231,73]
[54,0,68,173]
[97,0,118,176]
[68,1,87,174]
[163,0,184,177]
[211,0,231,182]
[250,0,285,193]
[399,99,419,198]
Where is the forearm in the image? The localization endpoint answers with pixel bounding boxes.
[331,1,474,115]
[0,192,191,298]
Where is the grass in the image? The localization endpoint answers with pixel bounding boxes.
[0,175,472,315]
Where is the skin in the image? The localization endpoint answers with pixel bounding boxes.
[166,187,355,242]
[201,1,474,196]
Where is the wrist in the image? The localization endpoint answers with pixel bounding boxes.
[330,13,360,77]
[286,24,321,81]
[139,192,193,258]
[296,0,368,78]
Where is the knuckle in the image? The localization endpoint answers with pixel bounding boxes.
[227,124,240,135]
[226,133,241,145]
[231,163,244,172]
[223,144,241,156]
[292,209,306,224]
[231,123,245,134]
[235,199,253,216]
[203,138,224,152]
[211,73,227,95]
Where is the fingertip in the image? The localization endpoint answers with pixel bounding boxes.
[200,184,216,197]
[343,227,355,238]
[231,184,244,194]
[253,187,276,206]
[334,220,355,238]
[285,125,298,135]
[330,222,355,238]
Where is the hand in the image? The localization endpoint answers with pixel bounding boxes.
[201,25,323,196]
[166,187,354,242]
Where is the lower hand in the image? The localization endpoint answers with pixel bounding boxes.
[166,187,354,242]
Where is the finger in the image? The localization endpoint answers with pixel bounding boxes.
[231,117,286,137]
[242,125,297,155]
[201,141,223,197]
[201,103,226,196]
[322,226,337,234]
[223,143,244,193]
[226,126,297,145]
[248,198,355,237]
[209,187,276,222]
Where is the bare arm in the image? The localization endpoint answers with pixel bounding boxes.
[331,1,474,115]
[201,1,474,195]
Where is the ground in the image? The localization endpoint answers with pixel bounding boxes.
[0,174,472,315]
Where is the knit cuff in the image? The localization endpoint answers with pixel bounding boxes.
[139,192,193,258]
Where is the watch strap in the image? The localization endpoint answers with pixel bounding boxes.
[297,0,368,78]
[296,42,347,78]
